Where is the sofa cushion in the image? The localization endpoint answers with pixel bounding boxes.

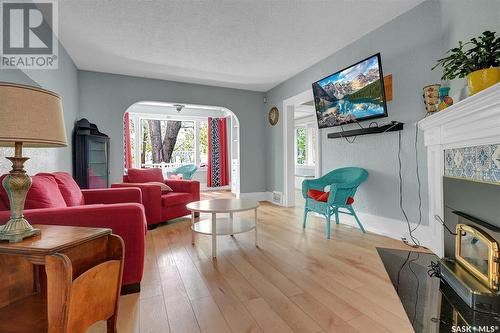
[0,174,67,210]
[161,192,193,207]
[127,168,164,183]
[38,172,84,206]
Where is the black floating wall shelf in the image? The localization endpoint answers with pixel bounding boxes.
[327,121,404,139]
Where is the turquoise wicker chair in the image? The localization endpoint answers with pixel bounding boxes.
[168,164,198,180]
[302,167,368,239]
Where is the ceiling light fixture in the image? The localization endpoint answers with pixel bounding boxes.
[173,104,184,113]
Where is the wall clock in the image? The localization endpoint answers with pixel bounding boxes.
[268,106,279,126]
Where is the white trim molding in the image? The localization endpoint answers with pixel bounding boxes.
[282,89,319,207]
[418,83,500,257]
[329,211,435,249]
[237,191,273,203]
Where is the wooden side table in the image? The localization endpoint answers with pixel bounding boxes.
[0,225,124,333]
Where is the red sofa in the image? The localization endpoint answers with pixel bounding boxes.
[0,172,146,294]
[112,168,200,227]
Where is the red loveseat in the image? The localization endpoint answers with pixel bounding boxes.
[0,172,146,294]
[112,168,200,228]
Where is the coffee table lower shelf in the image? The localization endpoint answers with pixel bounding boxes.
[191,218,255,235]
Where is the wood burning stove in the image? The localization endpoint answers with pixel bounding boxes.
[440,212,500,315]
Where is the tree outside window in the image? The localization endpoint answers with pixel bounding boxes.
[295,123,317,166]
[296,127,306,165]
[171,121,195,164]
[136,118,208,167]
[199,121,208,165]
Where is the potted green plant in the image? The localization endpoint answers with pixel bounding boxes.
[432,31,499,95]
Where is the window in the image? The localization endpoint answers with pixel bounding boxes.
[296,127,306,165]
[171,121,195,164]
[199,121,208,166]
[295,123,316,166]
[129,116,209,168]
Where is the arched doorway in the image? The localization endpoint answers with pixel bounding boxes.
[123,101,241,195]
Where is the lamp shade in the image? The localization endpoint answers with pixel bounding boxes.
[0,82,67,147]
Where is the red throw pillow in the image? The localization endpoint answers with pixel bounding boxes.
[37,172,84,206]
[127,168,164,183]
[0,174,67,210]
[307,189,326,201]
[318,191,330,202]
[307,188,354,204]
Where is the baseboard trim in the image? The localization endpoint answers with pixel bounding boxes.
[237,191,273,203]
[312,210,435,252]
[201,185,231,191]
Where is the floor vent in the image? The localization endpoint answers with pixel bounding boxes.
[272,191,282,205]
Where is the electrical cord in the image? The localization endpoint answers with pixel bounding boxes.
[396,251,411,293]
[434,215,459,236]
[339,124,357,144]
[398,129,421,248]
[428,260,441,278]
[395,251,421,326]
[407,252,420,326]
[340,120,395,144]
[338,118,422,249]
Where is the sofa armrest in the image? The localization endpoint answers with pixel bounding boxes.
[111,183,162,224]
[164,180,200,201]
[0,203,146,286]
[82,187,142,205]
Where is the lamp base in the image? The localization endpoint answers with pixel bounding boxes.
[0,217,40,243]
[0,142,40,243]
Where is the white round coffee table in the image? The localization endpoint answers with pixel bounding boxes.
[187,199,259,258]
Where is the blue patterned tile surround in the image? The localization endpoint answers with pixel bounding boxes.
[444,144,500,184]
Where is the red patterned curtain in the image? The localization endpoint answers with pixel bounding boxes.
[124,112,132,169]
[207,117,229,187]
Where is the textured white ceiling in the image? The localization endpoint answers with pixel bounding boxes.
[59,0,425,91]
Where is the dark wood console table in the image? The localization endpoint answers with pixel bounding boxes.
[0,225,123,333]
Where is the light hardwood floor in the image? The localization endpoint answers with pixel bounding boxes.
[88,191,423,333]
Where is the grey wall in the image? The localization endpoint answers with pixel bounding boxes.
[0,44,79,176]
[77,71,265,193]
[264,0,499,227]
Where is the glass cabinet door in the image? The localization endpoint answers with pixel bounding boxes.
[87,138,109,188]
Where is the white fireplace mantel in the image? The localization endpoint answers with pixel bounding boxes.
[417,83,500,256]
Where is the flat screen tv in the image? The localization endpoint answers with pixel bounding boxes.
[312,53,387,128]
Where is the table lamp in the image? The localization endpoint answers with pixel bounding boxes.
[0,83,67,242]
